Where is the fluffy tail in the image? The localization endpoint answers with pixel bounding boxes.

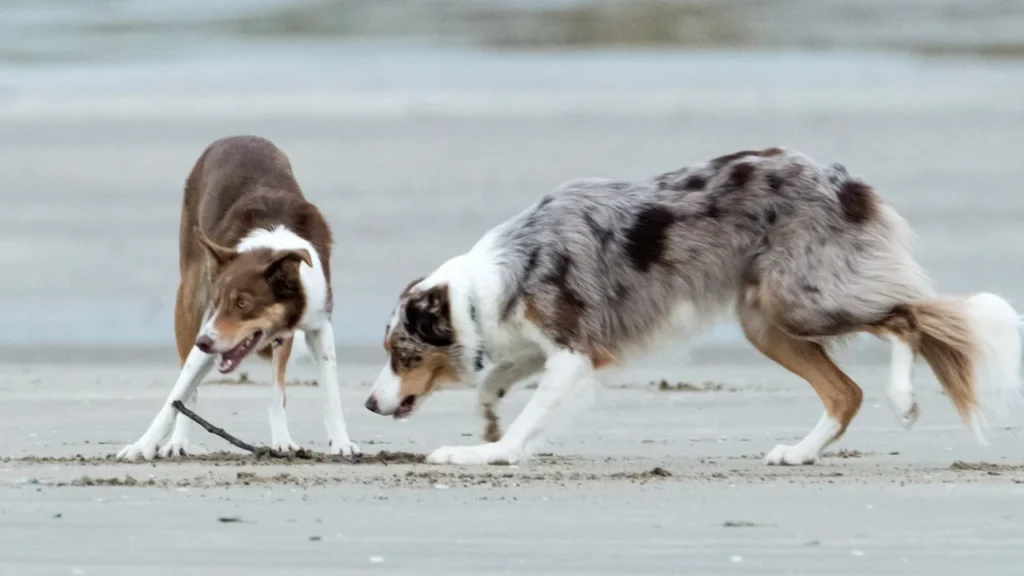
[898,293,1022,438]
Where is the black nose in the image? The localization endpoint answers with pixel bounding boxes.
[195,336,214,354]
[365,395,380,414]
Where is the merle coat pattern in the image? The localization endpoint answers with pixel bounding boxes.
[368,147,1020,467]
[496,148,929,356]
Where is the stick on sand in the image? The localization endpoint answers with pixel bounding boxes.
[172,400,308,459]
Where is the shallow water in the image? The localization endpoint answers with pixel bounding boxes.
[1,1,1023,348]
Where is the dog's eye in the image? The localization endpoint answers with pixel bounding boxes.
[236,298,249,310]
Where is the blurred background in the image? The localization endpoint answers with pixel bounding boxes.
[1,0,1023,362]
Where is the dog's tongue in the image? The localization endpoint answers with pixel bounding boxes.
[218,356,241,374]
[217,332,260,373]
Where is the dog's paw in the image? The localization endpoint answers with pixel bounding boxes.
[764,444,817,466]
[327,438,361,456]
[887,389,919,430]
[157,441,189,459]
[117,441,158,461]
[427,443,520,466]
[271,441,302,453]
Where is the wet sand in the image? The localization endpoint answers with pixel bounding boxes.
[2,360,1024,575]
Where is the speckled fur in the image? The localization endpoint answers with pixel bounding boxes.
[493,147,931,358]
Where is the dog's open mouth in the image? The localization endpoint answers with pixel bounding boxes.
[393,395,417,419]
[218,330,263,373]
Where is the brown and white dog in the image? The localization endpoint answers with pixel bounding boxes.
[118,135,359,460]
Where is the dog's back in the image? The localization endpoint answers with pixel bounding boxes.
[181,136,303,272]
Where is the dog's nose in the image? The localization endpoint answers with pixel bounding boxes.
[195,335,214,354]
[365,395,380,414]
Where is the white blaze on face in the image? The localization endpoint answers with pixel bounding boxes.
[197,315,223,346]
[368,363,402,415]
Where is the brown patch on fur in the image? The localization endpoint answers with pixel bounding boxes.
[836,180,877,225]
[539,254,587,346]
[174,269,207,365]
[880,301,979,421]
[589,346,616,370]
[710,147,784,168]
[728,162,757,188]
[681,175,706,191]
[401,284,455,348]
[204,248,309,347]
[741,312,863,439]
[623,205,675,272]
[212,303,288,348]
[395,349,460,401]
[711,150,761,167]
[271,336,294,407]
[524,297,544,326]
[483,405,502,442]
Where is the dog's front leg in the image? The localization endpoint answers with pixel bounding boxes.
[160,388,198,457]
[429,350,593,466]
[118,346,215,461]
[477,353,545,442]
[304,322,360,456]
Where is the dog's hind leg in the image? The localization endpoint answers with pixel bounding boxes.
[885,335,919,429]
[741,309,863,466]
[268,336,301,451]
[477,352,546,442]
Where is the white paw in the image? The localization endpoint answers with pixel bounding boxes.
[887,389,919,429]
[764,444,817,466]
[327,438,361,456]
[426,443,520,466]
[117,441,158,461]
[157,440,189,458]
[271,441,302,452]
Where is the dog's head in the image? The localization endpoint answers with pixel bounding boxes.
[365,278,464,419]
[193,227,311,373]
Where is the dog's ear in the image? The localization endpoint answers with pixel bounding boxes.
[263,249,313,285]
[403,286,454,347]
[266,249,313,271]
[194,226,237,267]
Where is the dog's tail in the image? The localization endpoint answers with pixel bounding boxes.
[889,293,1022,439]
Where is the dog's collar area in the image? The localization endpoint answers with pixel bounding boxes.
[468,297,487,372]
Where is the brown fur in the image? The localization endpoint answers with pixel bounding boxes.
[176,135,333,364]
[836,180,878,225]
[483,405,502,443]
[877,301,979,422]
[741,309,864,437]
[394,349,460,402]
[749,279,981,434]
[272,336,294,408]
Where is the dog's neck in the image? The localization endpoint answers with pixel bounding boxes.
[428,254,491,376]
[466,291,487,373]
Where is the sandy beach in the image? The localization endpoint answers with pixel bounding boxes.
[4,2,1024,573]
[4,96,1024,574]
[2,359,1024,575]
